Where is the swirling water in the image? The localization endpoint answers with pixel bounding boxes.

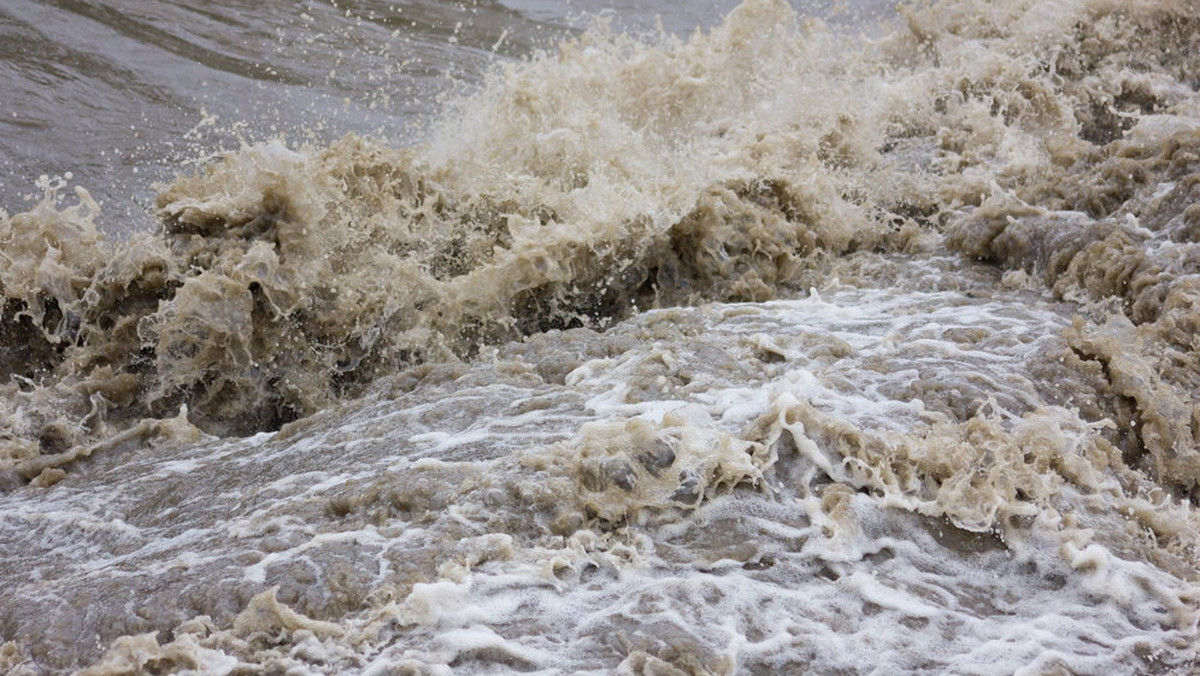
[2,0,1199,673]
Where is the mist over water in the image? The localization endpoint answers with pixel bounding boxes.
[3,0,1200,673]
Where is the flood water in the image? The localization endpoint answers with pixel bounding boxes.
[1,0,886,234]
[2,0,1199,673]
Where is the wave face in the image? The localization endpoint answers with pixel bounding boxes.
[2,0,1200,673]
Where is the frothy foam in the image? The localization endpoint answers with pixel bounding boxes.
[3,0,1200,672]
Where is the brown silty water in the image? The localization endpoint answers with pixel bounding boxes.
[1,0,1199,673]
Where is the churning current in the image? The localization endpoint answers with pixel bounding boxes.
[2,0,1199,673]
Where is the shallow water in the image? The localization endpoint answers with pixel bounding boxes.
[2,0,1200,673]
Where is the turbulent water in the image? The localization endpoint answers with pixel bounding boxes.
[3,0,1200,673]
